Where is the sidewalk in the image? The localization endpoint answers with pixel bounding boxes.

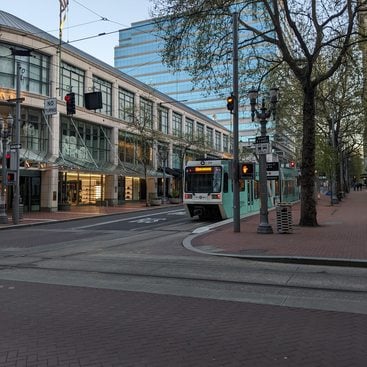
[186,189,367,266]
[0,201,171,229]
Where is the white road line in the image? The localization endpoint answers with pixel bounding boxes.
[75,209,184,229]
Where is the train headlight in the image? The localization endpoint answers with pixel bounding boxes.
[211,194,221,200]
[184,193,193,199]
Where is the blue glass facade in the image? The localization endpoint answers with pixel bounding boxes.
[114,19,262,142]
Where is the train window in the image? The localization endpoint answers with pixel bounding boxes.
[223,172,228,193]
[213,168,222,193]
[184,166,222,193]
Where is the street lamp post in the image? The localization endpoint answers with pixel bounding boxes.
[330,116,339,205]
[158,145,168,203]
[0,114,14,224]
[248,87,278,234]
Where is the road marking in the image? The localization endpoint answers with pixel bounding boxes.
[75,209,183,229]
[129,217,167,224]
[168,211,186,215]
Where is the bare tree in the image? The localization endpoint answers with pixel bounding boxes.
[126,103,164,206]
[151,0,366,226]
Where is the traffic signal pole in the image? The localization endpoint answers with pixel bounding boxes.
[232,12,240,233]
[12,61,21,225]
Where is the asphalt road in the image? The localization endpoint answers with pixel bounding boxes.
[1,207,367,366]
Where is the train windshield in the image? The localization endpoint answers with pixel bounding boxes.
[185,166,222,193]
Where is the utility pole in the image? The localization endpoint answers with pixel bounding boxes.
[232,12,240,233]
[12,61,21,225]
[10,49,29,224]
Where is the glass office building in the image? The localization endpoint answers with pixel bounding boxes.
[115,19,260,143]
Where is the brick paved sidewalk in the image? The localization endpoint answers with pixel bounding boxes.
[189,190,367,264]
[1,279,367,367]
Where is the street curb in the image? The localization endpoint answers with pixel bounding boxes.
[182,231,367,268]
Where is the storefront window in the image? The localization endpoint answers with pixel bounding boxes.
[59,171,105,205]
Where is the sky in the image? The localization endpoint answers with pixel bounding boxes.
[1,0,152,66]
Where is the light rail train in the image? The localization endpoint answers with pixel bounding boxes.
[183,159,299,220]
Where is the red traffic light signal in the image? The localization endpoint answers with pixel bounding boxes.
[5,151,17,170]
[226,94,235,112]
[239,162,254,178]
[6,153,11,169]
[65,92,76,115]
[290,161,295,168]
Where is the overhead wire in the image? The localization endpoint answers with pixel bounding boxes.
[0,1,242,119]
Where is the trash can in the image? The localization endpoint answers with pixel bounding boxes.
[276,203,292,234]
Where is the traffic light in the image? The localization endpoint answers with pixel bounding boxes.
[239,162,254,178]
[5,151,17,170]
[226,94,235,113]
[6,152,10,169]
[6,171,16,185]
[290,161,295,168]
[65,92,76,115]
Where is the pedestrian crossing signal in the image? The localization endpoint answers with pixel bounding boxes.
[226,94,235,112]
[240,162,254,178]
[6,171,16,185]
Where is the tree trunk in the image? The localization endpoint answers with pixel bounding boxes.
[299,85,318,226]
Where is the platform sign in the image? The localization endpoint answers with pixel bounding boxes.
[44,97,57,115]
[266,162,279,178]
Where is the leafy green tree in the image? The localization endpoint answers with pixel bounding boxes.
[152,0,365,226]
[316,52,365,194]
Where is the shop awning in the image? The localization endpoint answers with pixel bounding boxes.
[164,167,182,177]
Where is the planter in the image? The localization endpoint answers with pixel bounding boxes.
[169,198,180,204]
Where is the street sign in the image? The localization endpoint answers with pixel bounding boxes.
[255,143,271,155]
[44,97,57,115]
[255,135,270,144]
[10,143,22,150]
[266,162,279,178]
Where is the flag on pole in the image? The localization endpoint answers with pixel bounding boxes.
[59,0,69,33]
